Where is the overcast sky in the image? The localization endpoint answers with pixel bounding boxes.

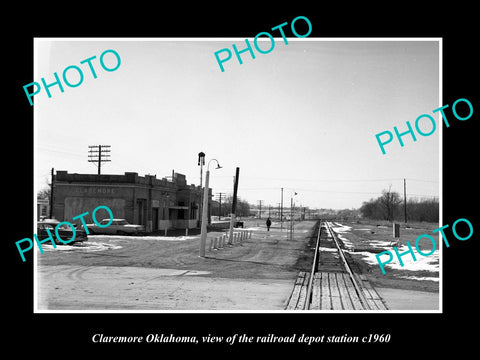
[35,38,440,209]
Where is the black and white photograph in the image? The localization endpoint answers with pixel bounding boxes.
[33,38,441,313]
[7,5,478,354]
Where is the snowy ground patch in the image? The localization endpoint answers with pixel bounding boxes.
[355,247,439,274]
[331,222,439,279]
[90,235,198,241]
[41,242,122,252]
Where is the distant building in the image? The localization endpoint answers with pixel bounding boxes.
[37,197,49,221]
[51,170,206,232]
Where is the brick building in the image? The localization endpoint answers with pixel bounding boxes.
[51,170,206,232]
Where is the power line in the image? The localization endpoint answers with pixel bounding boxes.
[88,145,111,175]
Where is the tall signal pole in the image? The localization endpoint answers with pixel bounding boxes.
[88,145,111,175]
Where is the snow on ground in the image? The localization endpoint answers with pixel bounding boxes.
[331,222,439,281]
[40,234,200,252]
[354,248,439,281]
[330,223,355,250]
[41,242,123,252]
[319,246,339,253]
[90,235,198,241]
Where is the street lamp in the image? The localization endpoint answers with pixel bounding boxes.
[199,158,222,257]
[197,152,205,228]
[290,191,298,241]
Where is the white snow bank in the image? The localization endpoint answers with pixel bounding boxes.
[331,222,440,275]
[352,246,439,273]
[41,242,122,252]
[90,235,197,241]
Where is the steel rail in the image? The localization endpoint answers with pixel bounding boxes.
[325,221,372,310]
[303,220,322,310]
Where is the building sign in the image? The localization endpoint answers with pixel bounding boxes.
[73,187,118,195]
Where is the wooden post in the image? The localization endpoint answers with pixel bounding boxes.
[393,223,400,238]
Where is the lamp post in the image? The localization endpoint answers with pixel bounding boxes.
[290,191,298,241]
[199,158,222,257]
[198,152,205,228]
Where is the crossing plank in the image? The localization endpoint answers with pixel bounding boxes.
[286,272,307,310]
[356,274,388,310]
[361,279,388,310]
[311,273,321,310]
[321,272,332,310]
[296,273,310,310]
[335,272,355,310]
[341,273,364,310]
[328,272,343,310]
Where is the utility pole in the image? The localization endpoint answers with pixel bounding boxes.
[88,145,111,175]
[290,191,297,240]
[404,178,407,223]
[216,192,225,220]
[290,197,293,240]
[228,167,240,245]
[49,168,54,219]
[258,200,263,219]
[280,188,284,232]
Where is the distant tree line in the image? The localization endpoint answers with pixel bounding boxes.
[211,195,251,218]
[360,187,438,223]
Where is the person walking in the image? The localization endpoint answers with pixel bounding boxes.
[266,217,272,231]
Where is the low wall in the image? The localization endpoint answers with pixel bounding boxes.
[172,219,198,229]
[208,221,230,230]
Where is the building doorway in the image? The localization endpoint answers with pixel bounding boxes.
[153,207,159,231]
[137,199,146,226]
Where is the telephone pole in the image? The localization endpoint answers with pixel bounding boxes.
[404,178,407,223]
[280,188,284,231]
[88,145,111,175]
[258,200,263,219]
[49,167,54,218]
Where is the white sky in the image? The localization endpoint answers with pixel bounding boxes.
[35,38,440,209]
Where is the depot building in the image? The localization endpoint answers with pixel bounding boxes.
[51,170,207,232]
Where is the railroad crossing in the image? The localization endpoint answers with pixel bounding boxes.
[286,221,388,310]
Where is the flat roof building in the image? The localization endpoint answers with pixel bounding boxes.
[51,170,206,232]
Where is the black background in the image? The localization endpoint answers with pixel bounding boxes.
[6,3,478,355]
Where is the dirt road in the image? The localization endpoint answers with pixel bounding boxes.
[37,220,316,311]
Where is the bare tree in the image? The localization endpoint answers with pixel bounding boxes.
[222,195,251,218]
[37,187,51,200]
[379,186,402,222]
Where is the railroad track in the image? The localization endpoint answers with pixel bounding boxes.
[286,220,387,310]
